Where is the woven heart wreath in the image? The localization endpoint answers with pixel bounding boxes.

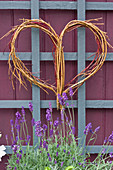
[1,18,112,108]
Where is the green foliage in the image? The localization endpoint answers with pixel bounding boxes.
[65,166,75,170]
[6,94,113,170]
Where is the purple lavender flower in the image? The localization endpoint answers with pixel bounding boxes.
[10,120,14,126]
[15,118,19,127]
[50,129,53,137]
[101,148,106,154]
[94,126,100,133]
[57,144,59,148]
[58,94,65,106]
[49,157,51,161]
[35,121,41,127]
[15,112,21,120]
[69,87,73,97]
[72,126,75,135]
[12,140,16,147]
[109,152,113,158]
[64,150,66,153]
[49,102,52,112]
[56,152,58,156]
[73,157,75,161]
[61,162,64,167]
[55,160,57,164]
[19,154,22,160]
[84,123,92,135]
[14,167,17,170]
[46,109,51,115]
[71,104,74,108]
[31,118,35,126]
[66,116,68,122]
[43,124,47,130]
[16,153,19,158]
[20,118,25,123]
[66,103,69,107]
[40,141,42,147]
[29,102,33,112]
[47,153,50,157]
[50,121,52,125]
[108,131,113,143]
[25,143,28,148]
[16,136,18,141]
[12,145,19,154]
[46,145,48,151]
[43,140,46,148]
[46,111,51,121]
[54,120,59,127]
[62,92,68,101]
[15,124,20,131]
[89,129,93,134]
[35,121,43,137]
[35,127,43,137]
[16,159,19,164]
[22,116,26,122]
[104,137,107,144]
[20,150,22,154]
[21,106,25,116]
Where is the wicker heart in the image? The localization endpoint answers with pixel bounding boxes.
[1,18,111,107]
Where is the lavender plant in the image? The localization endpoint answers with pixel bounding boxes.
[6,88,113,170]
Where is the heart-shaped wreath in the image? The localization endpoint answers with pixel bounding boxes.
[1,18,112,108]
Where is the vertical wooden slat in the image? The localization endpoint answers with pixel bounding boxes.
[77,0,86,145]
[31,0,40,146]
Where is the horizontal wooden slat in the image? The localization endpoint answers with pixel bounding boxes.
[46,100,113,109]
[0,100,32,108]
[0,52,113,61]
[86,53,113,61]
[87,145,113,154]
[86,2,113,11]
[41,100,77,108]
[40,1,113,10]
[5,145,113,154]
[0,52,77,61]
[86,100,113,109]
[5,145,32,154]
[41,52,78,61]
[40,1,77,10]
[0,1,30,9]
[1,100,113,108]
[0,1,113,10]
[0,100,57,108]
[0,52,32,60]
[0,1,77,10]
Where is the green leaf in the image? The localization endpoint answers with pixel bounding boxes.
[65,166,75,170]
[88,137,95,142]
[45,167,51,170]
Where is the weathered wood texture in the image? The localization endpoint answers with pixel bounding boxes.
[0,0,113,169]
